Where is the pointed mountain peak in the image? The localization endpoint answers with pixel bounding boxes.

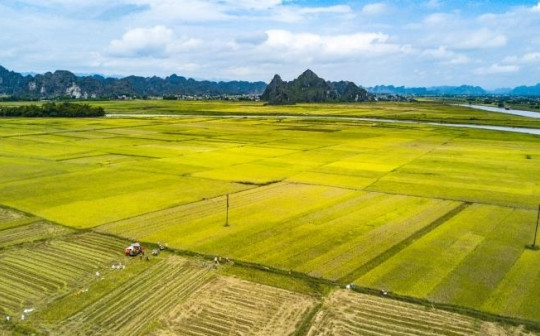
[269,74,284,83]
[298,69,319,80]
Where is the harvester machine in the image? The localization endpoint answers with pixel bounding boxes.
[124,242,144,256]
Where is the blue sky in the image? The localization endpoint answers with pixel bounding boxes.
[1,0,540,88]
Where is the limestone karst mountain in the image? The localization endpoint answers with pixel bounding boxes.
[261,69,369,104]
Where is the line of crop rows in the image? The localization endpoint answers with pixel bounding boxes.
[307,290,484,336]
[96,182,289,238]
[0,206,28,223]
[0,233,130,315]
[96,196,227,238]
[0,293,23,315]
[0,215,40,232]
[154,276,316,336]
[65,232,130,252]
[0,221,73,248]
[52,256,214,335]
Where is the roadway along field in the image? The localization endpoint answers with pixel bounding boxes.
[1,103,540,327]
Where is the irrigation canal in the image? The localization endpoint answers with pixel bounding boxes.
[458,104,540,119]
[107,113,540,136]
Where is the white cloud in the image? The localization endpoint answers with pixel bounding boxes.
[454,29,506,50]
[259,30,402,60]
[475,64,520,75]
[424,28,507,51]
[131,0,230,22]
[263,4,354,24]
[522,52,540,63]
[299,5,352,15]
[361,3,389,16]
[532,2,540,12]
[106,26,174,58]
[504,52,540,64]
[222,0,282,10]
[424,13,455,24]
[421,47,469,64]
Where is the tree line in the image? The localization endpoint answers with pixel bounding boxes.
[0,102,105,117]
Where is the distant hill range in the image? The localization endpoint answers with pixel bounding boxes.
[369,85,487,96]
[0,65,266,99]
[369,84,540,96]
[2,65,540,100]
[261,70,369,104]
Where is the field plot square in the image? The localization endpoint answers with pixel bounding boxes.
[263,147,356,171]
[37,176,250,228]
[482,249,540,321]
[0,146,110,179]
[178,150,261,169]
[152,275,317,335]
[60,153,141,166]
[0,167,169,208]
[23,133,86,144]
[0,206,36,230]
[223,145,299,158]
[255,194,461,281]
[307,289,523,335]
[1,137,90,160]
[0,232,129,316]
[287,171,375,189]
[0,161,250,228]
[51,256,216,336]
[97,182,355,251]
[117,157,205,176]
[329,135,418,151]
[356,204,540,321]
[192,162,297,184]
[369,138,540,208]
[0,221,73,249]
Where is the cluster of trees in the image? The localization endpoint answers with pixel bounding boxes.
[0,102,105,117]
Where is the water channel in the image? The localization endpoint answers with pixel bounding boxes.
[457,104,540,119]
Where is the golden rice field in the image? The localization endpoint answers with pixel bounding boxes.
[0,218,535,335]
[1,100,540,334]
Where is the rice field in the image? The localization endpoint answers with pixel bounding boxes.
[49,256,216,335]
[307,289,534,335]
[150,275,317,336]
[0,230,128,317]
[356,204,540,321]
[1,226,533,335]
[1,101,540,332]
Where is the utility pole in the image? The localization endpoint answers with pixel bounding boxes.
[224,194,230,227]
[526,204,540,250]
